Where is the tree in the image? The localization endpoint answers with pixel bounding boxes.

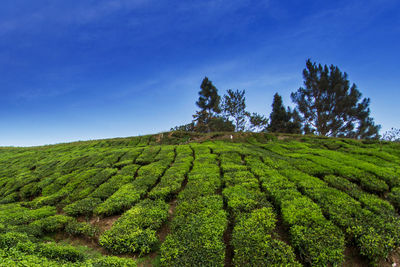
[222,89,248,132]
[193,77,222,132]
[286,108,302,134]
[208,117,235,132]
[291,59,380,139]
[382,128,400,142]
[170,122,195,132]
[248,112,268,132]
[267,93,301,133]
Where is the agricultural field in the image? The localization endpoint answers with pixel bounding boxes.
[0,132,399,266]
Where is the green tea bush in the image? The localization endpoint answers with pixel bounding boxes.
[118,164,140,176]
[0,232,30,249]
[0,248,68,266]
[154,145,176,161]
[148,160,192,200]
[246,156,345,266]
[323,175,395,216]
[94,184,142,216]
[222,185,264,216]
[37,242,86,262]
[29,215,74,235]
[90,255,137,267]
[388,187,400,208]
[99,199,168,254]
[95,158,171,215]
[232,208,300,266]
[290,223,344,266]
[118,148,143,162]
[315,149,399,188]
[161,196,227,267]
[64,198,103,217]
[274,159,400,264]
[94,152,126,168]
[89,174,134,200]
[135,146,161,165]
[65,221,100,238]
[0,205,56,225]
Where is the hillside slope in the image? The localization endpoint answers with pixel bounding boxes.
[0,132,399,266]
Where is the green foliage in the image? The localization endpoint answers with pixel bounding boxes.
[267,93,301,134]
[193,77,230,133]
[99,199,168,255]
[388,187,400,208]
[246,155,345,266]
[196,77,221,117]
[222,89,248,132]
[90,255,137,267]
[65,220,100,238]
[64,198,103,217]
[29,215,74,235]
[248,112,268,132]
[232,208,300,266]
[161,196,227,267]
[37,242,86,262]
[291,59,380,139]
[0,133,399,266]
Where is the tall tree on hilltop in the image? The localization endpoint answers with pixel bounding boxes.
[267,93,301,133]
[193,77,222,132]
[222,89,248,132]
[291,59,380,139]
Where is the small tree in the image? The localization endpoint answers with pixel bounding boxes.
[382,128,400,142]
[291,59,380,139]
[194,77,222,132]
[286,108,302,134]
[248,113,268,132]
[170,122,195,132]
[267,93,301,133]
[222,89,248,132]
[208,117,235,132]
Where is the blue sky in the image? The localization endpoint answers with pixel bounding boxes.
[0,0,399,146]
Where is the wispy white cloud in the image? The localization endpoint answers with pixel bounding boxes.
[284,0,399,40]
[0,0,153,35]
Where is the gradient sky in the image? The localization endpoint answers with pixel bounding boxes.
[1,0,399,146]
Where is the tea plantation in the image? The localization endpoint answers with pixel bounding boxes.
[0,132,399,266]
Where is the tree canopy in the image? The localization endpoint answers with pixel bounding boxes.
[222,89,248,132]
[267,93,301,134]
[192,77,234,132]
[171,63,382,139]
[291,59,380,139]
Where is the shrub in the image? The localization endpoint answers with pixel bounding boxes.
[388,187,400,208]
[37,242,86,262]
[64,198,103,217]
[0,232,30,249]
[161,194,228,267]
[94,184,144,216]
[232,207,300,266]
[29,215,74,236]
[290,223,344,266]
[65,221,100,238]
[99,199,168,255]
[90,255,137,267]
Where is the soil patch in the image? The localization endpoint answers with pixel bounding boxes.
[378,247,400,267]
[343,246,370,267]
[90,215,121,232]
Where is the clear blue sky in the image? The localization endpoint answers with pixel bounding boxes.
[1,0,399,146]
